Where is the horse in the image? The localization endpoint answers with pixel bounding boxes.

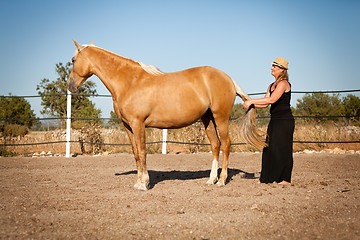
[67,40,265,190]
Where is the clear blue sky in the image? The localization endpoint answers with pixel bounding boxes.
[1,0,359,117]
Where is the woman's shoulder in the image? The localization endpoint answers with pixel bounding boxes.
[277,80,291,92]
[276,79,290,86]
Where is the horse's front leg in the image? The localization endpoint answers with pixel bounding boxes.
[123,123,142,189]
[131,121,149,191]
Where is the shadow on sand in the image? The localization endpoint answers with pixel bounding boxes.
[115,168,258,189]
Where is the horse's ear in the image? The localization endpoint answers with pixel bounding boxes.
[73,39,82,51]
[90,40,94,46]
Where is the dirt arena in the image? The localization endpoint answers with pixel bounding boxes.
[0,152,359,239]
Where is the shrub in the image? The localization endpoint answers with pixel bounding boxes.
[0,124,28,138]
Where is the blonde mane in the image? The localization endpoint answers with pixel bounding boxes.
[82,44,165,76]
[137,62,164,76]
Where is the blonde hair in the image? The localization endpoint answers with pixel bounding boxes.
[277,69,289,81]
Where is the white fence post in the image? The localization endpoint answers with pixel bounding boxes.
[162,129,168,154]
[65,90,72,158]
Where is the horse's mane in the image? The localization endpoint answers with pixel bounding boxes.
[137,62,164,76]
[86,44,165,76]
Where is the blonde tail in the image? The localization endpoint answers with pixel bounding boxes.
[232,80,267,149]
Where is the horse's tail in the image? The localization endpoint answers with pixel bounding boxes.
[232,80,267,149]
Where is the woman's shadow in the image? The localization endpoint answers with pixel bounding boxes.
[115,168,258,189]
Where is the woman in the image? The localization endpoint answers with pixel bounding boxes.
[243,57,295,184]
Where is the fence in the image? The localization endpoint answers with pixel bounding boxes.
[1,89,360,157]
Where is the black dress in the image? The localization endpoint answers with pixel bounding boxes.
[260,82,295,183]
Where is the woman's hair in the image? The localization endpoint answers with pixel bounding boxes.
[277,69,289,81]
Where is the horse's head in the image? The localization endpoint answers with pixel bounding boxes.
[67,40,94,93]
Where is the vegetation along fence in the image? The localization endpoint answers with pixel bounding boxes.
[1,89,360,157]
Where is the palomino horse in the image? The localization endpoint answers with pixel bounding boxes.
[68,40,265,190]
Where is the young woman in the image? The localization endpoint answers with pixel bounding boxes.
[243,57,295,184]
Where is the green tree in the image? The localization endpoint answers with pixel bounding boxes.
[0,95,36,154]
[294,93,343,122]
[342,94,360,125]
[0,94,38,128]
[342,94,360,116]
[37,62,105,154]
[36,62,102,126]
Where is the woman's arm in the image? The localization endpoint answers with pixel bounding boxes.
[242,81,288,109]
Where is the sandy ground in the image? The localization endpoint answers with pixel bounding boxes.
[0,152,359,239]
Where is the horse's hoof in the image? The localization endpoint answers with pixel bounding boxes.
[134,182,148,191]
[133,182,140,189]
[137,186,148,191]
[206,177,218,185]
[216,180,226,187]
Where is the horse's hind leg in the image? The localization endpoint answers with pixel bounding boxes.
[201,111,221,185]
[216,119,231,186]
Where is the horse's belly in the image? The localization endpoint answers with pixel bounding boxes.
[145,105,207,129]
[144,85,210,128]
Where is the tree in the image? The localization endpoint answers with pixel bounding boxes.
[36,62,102,126]
[342,94,360,116]
[342,94,360,125]
[0,94,38,128]
[0,95,37,146]
[37,62,105,153]
[294,93,343,122]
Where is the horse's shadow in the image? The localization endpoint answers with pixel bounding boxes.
[115,168,258,189]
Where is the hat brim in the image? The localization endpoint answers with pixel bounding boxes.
[272,62,288,70]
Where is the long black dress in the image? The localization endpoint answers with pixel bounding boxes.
[260,81,295,183]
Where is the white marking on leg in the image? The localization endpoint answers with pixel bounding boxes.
[206,159,219,185]
[216,179,226,186]
[134,178,141,189]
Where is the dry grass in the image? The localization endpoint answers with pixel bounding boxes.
[1,120,359,156]
[293,120,360,152]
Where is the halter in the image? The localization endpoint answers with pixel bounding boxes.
[74,44,89,59]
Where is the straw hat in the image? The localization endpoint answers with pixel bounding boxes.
[272,57,288,70]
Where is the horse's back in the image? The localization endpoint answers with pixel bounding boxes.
[165,66,236,99]
[154,66,236,108]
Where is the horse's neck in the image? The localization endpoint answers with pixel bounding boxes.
[88,47,141,97]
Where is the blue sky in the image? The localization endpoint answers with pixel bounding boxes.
[1,0,359,117]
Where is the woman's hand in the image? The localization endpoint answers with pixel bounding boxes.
[243,100,253,109]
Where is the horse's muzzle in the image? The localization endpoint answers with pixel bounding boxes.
[67,78,78,93]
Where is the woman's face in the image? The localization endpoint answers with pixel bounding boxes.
[271,65,284,79]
